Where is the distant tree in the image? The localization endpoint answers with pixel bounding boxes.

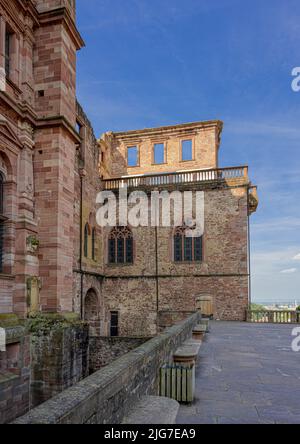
[251,303,266,311]
[297,306,300,312]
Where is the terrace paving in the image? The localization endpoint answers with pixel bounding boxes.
[177,321,300,424]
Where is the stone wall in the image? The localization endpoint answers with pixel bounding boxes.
[72,101,104,332]
[14,312,200,424]
[102,277,158,337]
[89,337,150,373]
[158,311,196,331]
[100,121,222,179]
[29,322,89,408]
[0,324,30,424]
[0,0,85,318]
[98,183,250,334]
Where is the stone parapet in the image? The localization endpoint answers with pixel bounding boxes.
[14,312,200,424]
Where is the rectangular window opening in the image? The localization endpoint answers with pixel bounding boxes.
[181,140,193,162]
[127,146,138,167]
[110,311,119,337]
[5,30,12,77]
[75,120,82,134]
[154,143,165,165]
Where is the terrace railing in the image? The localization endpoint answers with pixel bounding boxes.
[103,166,248,190]
[246,310,300,324]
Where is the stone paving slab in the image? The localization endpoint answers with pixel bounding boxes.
[123,396,179,425]
[177,321,300,425]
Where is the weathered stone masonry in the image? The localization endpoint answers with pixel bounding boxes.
[14,313,200,425]
[98,124,257,335]
[0,0,258,424]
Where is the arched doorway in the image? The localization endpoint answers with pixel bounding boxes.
[84,289,100,336]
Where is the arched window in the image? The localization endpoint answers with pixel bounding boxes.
[108,227,133,264]
[84,223,90,258]
[0,173,4,273]
[174,226,203,263]
[92,228,96,261]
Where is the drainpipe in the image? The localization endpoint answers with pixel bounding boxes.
[155,225,159,314]
[247,187,252,309]
[79,168,86,320]
[153,193,159,325]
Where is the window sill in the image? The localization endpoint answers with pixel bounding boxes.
[6,77,22,94]
[173,261,203,264]
[107,263,134,267]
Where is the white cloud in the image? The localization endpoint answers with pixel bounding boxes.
[293,253,300,261]
[280,268,297,274]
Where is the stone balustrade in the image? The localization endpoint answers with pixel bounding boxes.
[246,310,300,324]
[103,166,249,191]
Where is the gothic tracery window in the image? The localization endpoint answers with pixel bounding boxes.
[174,225,203,263]
[108,226,133,264]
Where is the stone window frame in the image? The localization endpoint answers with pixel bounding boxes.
[126,145,140,168]
[0,151,14,276]
[172,225,204,263]
[110,310,119,337]
[2,18,20,89]
[107,226,134,265]
[152,140,168,166]
[179,136,195,163]
[5,27,12,77]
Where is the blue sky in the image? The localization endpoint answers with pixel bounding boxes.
[76,0,300,305]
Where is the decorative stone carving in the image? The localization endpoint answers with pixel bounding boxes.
[26,235,39,254]
[26,276,41,314]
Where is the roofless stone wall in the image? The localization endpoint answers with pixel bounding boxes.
[14,312,200,424]
[89,337,151,373]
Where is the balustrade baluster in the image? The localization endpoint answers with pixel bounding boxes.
[103,166,248,190]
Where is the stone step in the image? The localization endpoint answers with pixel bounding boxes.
[122,396,179,425]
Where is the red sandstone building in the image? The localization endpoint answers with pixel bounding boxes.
[0,0,258,423]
